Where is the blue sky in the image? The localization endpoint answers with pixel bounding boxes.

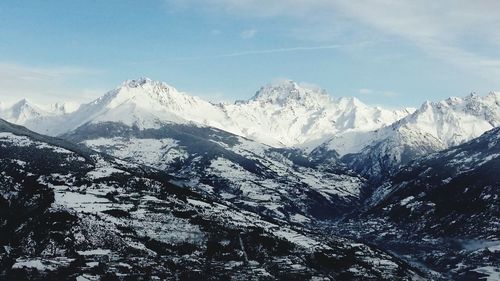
[1,0,499,107]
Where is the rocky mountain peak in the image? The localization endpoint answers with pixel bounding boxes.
[249,79,331,107]
[96,78,192,111]
[118,77,178,96]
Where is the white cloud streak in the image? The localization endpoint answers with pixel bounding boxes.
[240,28,257,39]
[213,43,354,57]
[0,62,103,105]
[166,0,500,80]
[358,88,399,98]
[134,41,372,64]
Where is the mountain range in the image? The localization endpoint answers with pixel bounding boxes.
[0,78,414,148]
[1,78,498,280]
[2,78,498,164]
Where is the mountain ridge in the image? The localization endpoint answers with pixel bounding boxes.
[0,117,424,280]
[1,78,499,182]
[1,77,499,279]
[338,90,500,181]
[0,78,411,148]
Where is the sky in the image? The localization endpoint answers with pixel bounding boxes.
[0,0,499,108]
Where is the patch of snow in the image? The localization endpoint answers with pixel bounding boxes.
[12,259,53,271]
[77,249,111,256]
[400,196,415,206]
[472,266,500,281]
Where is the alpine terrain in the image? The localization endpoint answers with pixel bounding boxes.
[1,78,498,280]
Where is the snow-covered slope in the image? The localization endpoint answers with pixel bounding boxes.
[39,78,387,228]
[222,79,411,150]
[0,99,78,135]
[0,119,422,280]
[337,92,500,181]
[5,78,498,184]
[368,126,500,238]
[0,99,50,125]
[62,121,367,223]
[46,102,80,115]
[3,78,410,150]
[25,78,232,136]
[333,128,500,280]
[397,92,499,147]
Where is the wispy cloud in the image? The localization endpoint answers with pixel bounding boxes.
[211,43,356,58]
[132,41,372,64]
[210,29,222,35]
[167,0,500,80]
[240,28,257,39]
[359,88,373,95]
[0,62,104,105]
[358,88,399,98]
[329,0,500,79]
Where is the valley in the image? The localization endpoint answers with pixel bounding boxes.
[0,78,498,280]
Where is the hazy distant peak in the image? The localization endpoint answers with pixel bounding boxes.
[47,102,80,115]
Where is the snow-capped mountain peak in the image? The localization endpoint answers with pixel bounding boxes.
[120,77,177,93]
[405,92,500,145]
[249,79,332,108]
[0,78,412,148]
[487,90,499,99]
[122,77,154,87]
[11,98,31,110]
[220,80,410,149]
[100,77,189,109]
[0,98,48,124]
[336,96,367,110]
[338,91,500,181]
[0,99,81,135]
[81,78,222,124]
[38,78,234,135]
